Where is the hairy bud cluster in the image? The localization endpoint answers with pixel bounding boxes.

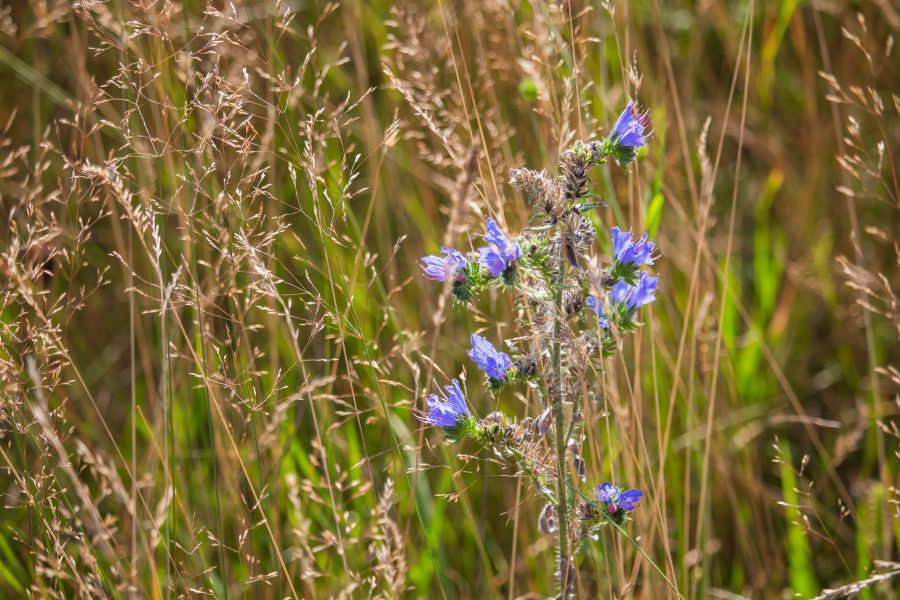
[559,146,591,202]
[510,167,566,220]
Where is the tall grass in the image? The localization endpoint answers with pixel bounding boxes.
[0,0,897,598]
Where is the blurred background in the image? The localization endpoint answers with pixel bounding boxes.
[0,0,897,598]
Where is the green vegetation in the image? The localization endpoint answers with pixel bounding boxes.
[0,0,896,598]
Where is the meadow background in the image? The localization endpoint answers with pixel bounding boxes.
[0,0,897,598]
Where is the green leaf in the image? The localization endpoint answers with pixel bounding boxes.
[778,442,818,598]
[644,192,665,238]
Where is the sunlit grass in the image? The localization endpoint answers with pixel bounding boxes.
[0,1,896,598]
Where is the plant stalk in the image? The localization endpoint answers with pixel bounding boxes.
[551,219,570,596]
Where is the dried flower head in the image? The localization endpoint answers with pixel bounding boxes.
[510,168,566,220]
[564,288,586,316]
[538,503,558,535]
[563,212,596,257]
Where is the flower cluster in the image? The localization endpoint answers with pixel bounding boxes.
[595,482,644,524]
[590,225,659,334]
[414,102,657,596]
[418,218,526,305]
[609,271,659,332]
[610,226,655,283]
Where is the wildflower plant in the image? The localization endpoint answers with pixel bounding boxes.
[417,103,665,597]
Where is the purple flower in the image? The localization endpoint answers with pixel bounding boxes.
[420,247,467,282]
[595,482,620,504]
[584,296,609,329]
[610,272,658,313]
[478,218,522,278]
[611,227,655,268]
[418,379,469,428]
[595,481,643,514]
[609,102,650,149]
[616,489,644,512]
[468,333,513,382]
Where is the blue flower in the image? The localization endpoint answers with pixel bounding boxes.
[478,218,522,278]
[605,103,651,169]
[595,482,620,504]
[595,481,643,514]
[468,333,513,382]
[610,272,658,314]
[418,379,469,428]
[584,296,609,329]
[420,247,467,282]
[611,227,655,268]
[616,489,644,512]
[609,102,650,149]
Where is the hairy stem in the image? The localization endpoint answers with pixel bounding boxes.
[551,219,570,595]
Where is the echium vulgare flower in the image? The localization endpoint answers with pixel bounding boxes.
[595,482,644,522]
[603,101,651,169]
[584,296,609,330]
[468,333,513,387]
[420,246,467,282]
[610,271,658,330]
[479,217,522,284]
[610,227,655,284]
[418,379,470,430]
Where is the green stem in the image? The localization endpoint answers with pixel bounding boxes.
[604,516,685,600]
[551,219,571,596]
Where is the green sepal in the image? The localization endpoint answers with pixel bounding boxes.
[579,500,633,527]
[601,503,632,526]
[468,415,510,447]
[599,134,641,171]
[587,139,613,166]
[615,312,643,334]
[500,265,518,287]
[486,376,505,393]
[572,199,606,214]
[600,334,617,358]
[609,260,640,286]
[451,262,490,305]
[444,415,479,444]
[497,358,540,388]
